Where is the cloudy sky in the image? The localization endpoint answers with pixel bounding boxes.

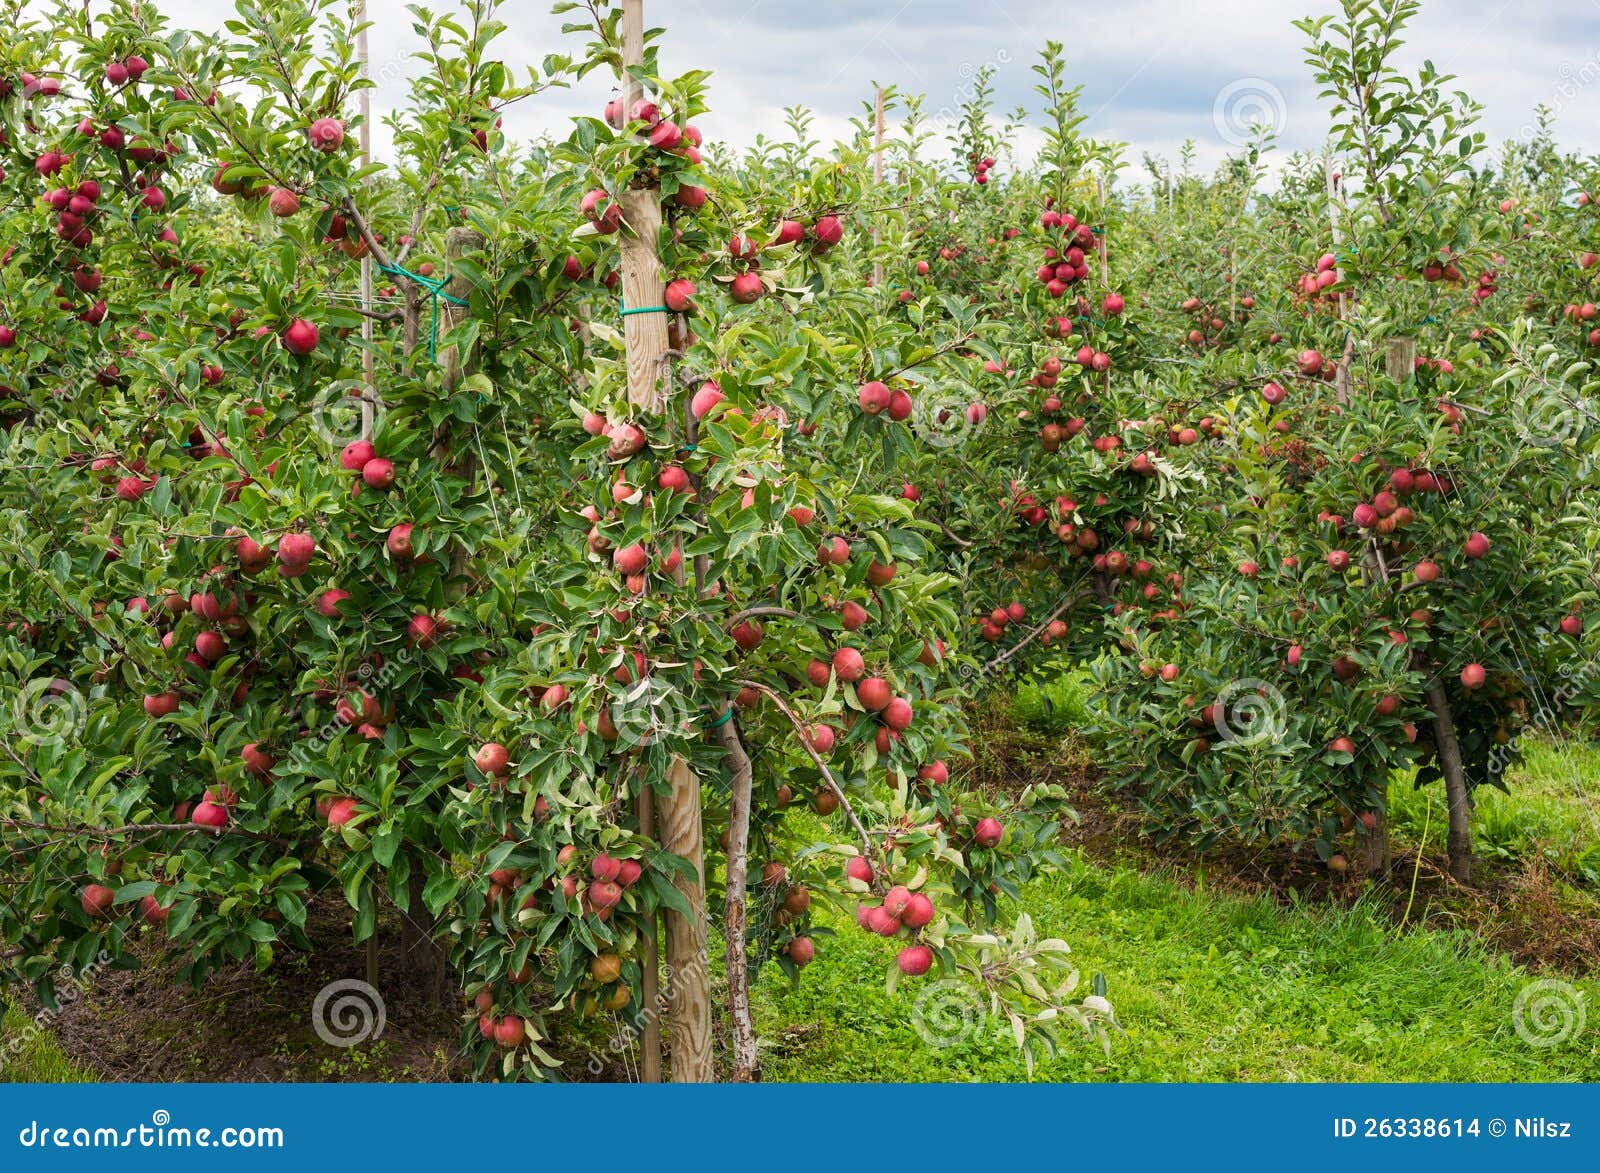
[29,0,1600,178]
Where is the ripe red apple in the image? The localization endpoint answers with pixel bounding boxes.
[1326,737,1356,756]
[730,272,763,304]
[315,588,351,618]
[807,724,836,754]
[613,543,648,576]
[308,117,346,152]
[690,381,724,419]
[1414,560,1440,583]
[845,856,873,884]
[856,676,892,711]
[1326,549,1350,571]
[474,742,510,779]
[1463,532,1491,559]
[974,817,1004,848]
[492,1015,525,1049]
[901,893,935,930]
[194,630,226,662]
[408,613,443,648]
[277,532,315,568]
[281,318,319,355]
[242,743,275,778]
[326,796,360,827]
[268,187,300,217]
[882,697,913,731]
[143,691,181,717]
[191,800,229,828]
[897,944,934,976]
[1560,614,1583,636]
[339,439,375,471]
[664,278,697,313]
[1460,663,1486,690]
[817,536,850,565]
[787,937,815,967]
[81,884,116,919]
[361,458,395,488]
[1297,349,1323,375]
[858,380,892,414]
[139,895,169,927]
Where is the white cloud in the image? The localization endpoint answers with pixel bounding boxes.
[20,0,1600,179]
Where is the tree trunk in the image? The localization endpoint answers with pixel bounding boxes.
[1424,680,1474,883]
[716,716,760,1082]
[617,0,713,1082]
[1359,789,1391,876]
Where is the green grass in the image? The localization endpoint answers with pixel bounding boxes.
[752,853,1600,1082]
[1390,738,1600,885]
[0,998,93,1083]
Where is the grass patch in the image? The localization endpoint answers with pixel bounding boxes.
[1,997,93,1083]
[753,850,1600,1082]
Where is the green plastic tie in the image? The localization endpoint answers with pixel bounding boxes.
[377,262,470,360]
[704,707,735,728]
[620,303,670,317]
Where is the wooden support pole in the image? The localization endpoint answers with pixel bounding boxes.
[872,87,885,290]
[618,0,713,1085]
[356,0,375,430]
[637,790,662,1083]
[1385,336,1417,383]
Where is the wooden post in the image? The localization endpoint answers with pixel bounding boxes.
[356,0,375,432]
[637,791,662,1083]
[1324,156,1347,323]
[618,0,713,1085]
[1385,336,1417,383]
[872,88,885,290]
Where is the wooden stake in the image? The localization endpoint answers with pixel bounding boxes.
[618,0,713,1084]
[872,87,885,290]
[637,790,662,1083]
[1384,336,1417,383]
[356,0,375,431]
